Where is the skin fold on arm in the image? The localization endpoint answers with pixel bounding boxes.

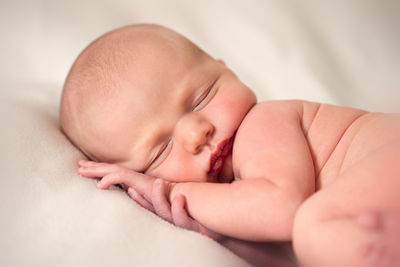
[79,100,317,242]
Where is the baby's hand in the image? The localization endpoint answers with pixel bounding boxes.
[78,160,155,203]
[78,160,220,240]
[129,178,222,241]
[357,211,400,267]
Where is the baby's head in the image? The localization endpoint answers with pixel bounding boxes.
[60,24,256,183]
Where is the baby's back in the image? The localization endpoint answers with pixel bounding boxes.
[308,105,400,189]
[232,100,400,265]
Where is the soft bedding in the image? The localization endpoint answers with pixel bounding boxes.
[1,0,399,266]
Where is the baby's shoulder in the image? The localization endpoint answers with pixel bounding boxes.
[238,99,383,140]
[235,100,317,145]
[248,99,320,114]
[248,100,371,133]
[241,100,319,127]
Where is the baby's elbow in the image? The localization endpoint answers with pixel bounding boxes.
[240,179,311,241]
[269,187,309,240]
[287,184,312,207]
[285,185,311,220]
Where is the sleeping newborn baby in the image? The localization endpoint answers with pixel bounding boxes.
[60,24,400,267]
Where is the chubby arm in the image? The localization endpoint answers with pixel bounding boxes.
[168,100,318,241]
[79,100,317,242]
[79,163,297,266]
[169,179,299,241]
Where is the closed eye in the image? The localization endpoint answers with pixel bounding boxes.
[193,78,218,112]
[148,139,173,170]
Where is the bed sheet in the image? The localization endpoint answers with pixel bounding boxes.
[0,0,399,266]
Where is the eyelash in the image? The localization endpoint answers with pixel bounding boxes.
[193,80,217,112]
[148,80,218,170]
[149,139,173,170]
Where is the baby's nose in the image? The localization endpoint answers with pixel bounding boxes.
[187,121,214,154]
[175,114,215,155]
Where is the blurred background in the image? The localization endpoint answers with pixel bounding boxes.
[1,0,399,109]
[0,1,399,266]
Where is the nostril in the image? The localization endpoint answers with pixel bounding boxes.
[189,142,201,155]
[193,134,208,154]
[206,126,214,138]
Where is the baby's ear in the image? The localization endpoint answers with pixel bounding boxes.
[217,59,225,66]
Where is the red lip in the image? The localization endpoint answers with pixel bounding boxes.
[208,134,235,176]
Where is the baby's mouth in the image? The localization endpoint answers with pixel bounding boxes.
[208,134,235,177]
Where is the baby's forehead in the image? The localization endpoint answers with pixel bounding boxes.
[125,64,212,115]
[86,43,212,135]
[113,57,210,110]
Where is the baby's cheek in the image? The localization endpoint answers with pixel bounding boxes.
[148,157,199,183]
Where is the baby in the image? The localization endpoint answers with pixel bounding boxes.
[60,24,400,267]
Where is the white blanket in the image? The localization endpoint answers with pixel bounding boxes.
[1,1,399,266]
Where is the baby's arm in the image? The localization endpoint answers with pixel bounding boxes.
[79,161,297,266]
[137,179,297,267]
[79,100,317,242]
[168,100,317,241]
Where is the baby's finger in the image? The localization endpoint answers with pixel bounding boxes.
[97,171,153,201]
[152,179,173,223]
[96,172,129,189]
[78,160,114,168]
[171,195,220,240]
[171,194,193,229]
[78,164,124,178]
[78,160,97,166]
[127,187,155,213]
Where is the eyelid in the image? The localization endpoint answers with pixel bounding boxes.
[193,78,218,112]
[147,139,173,171]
